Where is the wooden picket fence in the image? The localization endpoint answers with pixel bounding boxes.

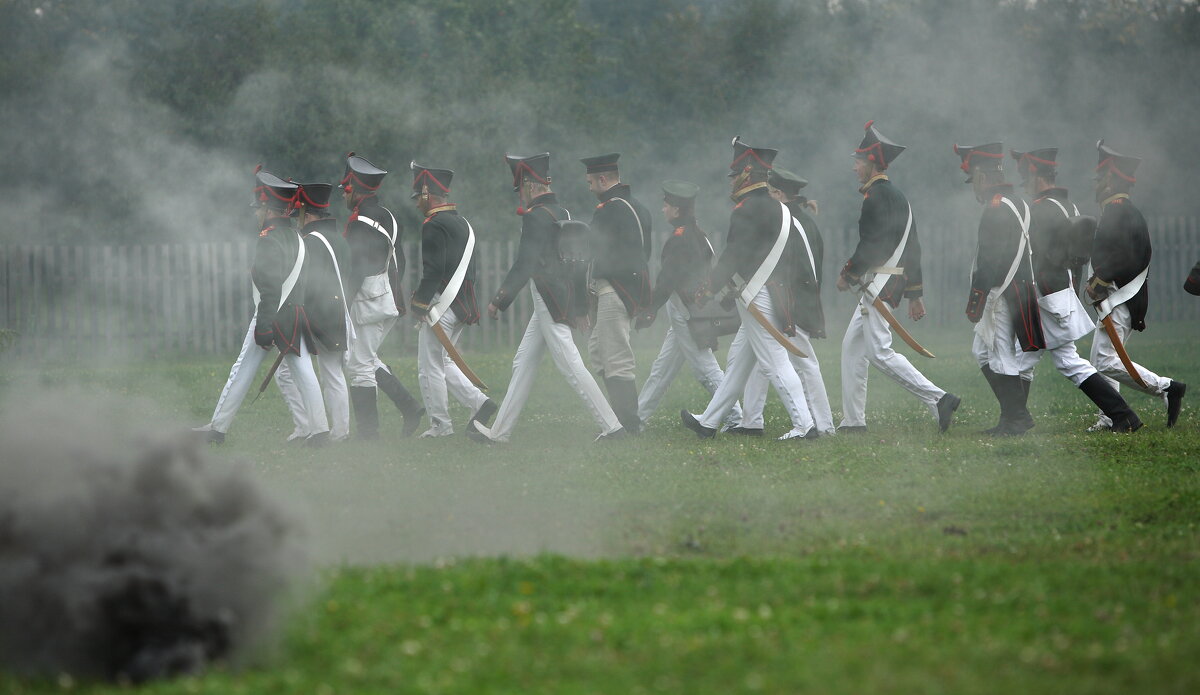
[1,218,1198,358]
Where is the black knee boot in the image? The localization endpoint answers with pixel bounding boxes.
[350,386,379,440]
[376,366,424,436]
[980,366,1009,435]
[605,377,641,436]
[1080,373,1142,433]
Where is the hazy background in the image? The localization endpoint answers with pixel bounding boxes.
[2,0,1198,249]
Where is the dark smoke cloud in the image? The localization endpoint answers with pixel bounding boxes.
[0,388,310,683]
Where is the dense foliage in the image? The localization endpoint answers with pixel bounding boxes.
[1,0,1198,242]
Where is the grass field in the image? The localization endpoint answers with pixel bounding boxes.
[2,321,1199,693]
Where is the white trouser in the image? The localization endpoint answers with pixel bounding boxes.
[316,349,350,440]
[696,289,813,433]
[1017,340,1096,387]
[588,281,637,380]
[743,327,834,433]
[971,291,1024,376]
[346,315,397,387]
[208,318,329,437]
[486,287,621,442]
[637,301,741,426]
[840,295,945,427]
[417,311,489,436]
[1089,302,1171,397]
[275,358,311,440]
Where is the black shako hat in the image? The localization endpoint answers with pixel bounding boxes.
[661,180,699,208]
[297,182,333,211]
[1095,139,1141,183]
[729,136,778,177]
[853,120,905,170]
[1010,147,1059,180]
[339,152,387,192]
[410,161,453,199]
[767,167,809,198]
[253,166,299,212]
[581,153,620,174]
[505,152,551,191]
[953,142,1004,183]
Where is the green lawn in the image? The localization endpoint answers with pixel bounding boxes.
[2,322,1198,693]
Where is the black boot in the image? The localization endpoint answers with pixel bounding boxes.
[980,366,1009,434]
[1166,381,1187,428]
[1080,373,1142,433]
[376,366,425,437]
[993,375,1033,436]
[350,386,379,440]
[605,377,641,436]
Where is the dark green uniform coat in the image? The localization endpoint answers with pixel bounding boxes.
[345,194,404,311]
[1092,194,1151,331]
[1028,187,1079,295]
[647,216,714,314]
[966,183,1043,351]
[252,220,307,355]
[785,202,825,338]
[491,193,584,324]
[301,217,351,353]
[590,183,653,316]
[411,206,480,324]
[840,176,924,308]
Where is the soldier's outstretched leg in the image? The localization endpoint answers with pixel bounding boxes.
[605,377,641,435]
[376,365,425,437]
[1080,373,1142,433]
[350,386,379,440]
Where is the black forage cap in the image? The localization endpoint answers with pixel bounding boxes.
[1095,139,1141,182]
[1010,147,1059,180]
[339,152,387,191]
[953,142,1004,183]
[853,120,905,169]
[729,136,778,177]
[297,182,333,210]
[253,165,299,211]
[505,152,551,191]
[767,167,809,198]
[661,180,700,207]
[410,161,453,199]
[581,152,620,174]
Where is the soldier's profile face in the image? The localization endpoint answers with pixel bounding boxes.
[852,156,872,183]
[662,201,680,221]
[586,173,608,197]
[768,187,786,203]
[342,187,353,209]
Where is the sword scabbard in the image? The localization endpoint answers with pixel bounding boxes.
[431,321,489,391]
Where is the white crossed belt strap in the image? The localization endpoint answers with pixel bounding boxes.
[864,203,912,299]
[994,197,1031,298]
[1096,265,1149,321]
[356,208,400,272]
[427,220,476,325]
[251,232,306,312]
[309,231,356,341]
[738,201,791,304]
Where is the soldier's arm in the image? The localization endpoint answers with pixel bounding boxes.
[708,206,753,297]
[391,221,407,315]
[647,237,685,313]
[902,223,923,300]
[841,193,888,285]
[492,213,545,312]
[410,221,446,318]
[251,233,283,346]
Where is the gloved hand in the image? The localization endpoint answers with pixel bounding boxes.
[254,325,275,348]
[1086,276,1114,303]
[719,292,737,312]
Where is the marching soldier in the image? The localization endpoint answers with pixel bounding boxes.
[957,141,1044,435]
[340,153,424,439]
[680,137,817,440]
[407,162,494,437]
[634,180,743,429]
[838,122,958,433]
[468,153,624,443]
[1009,148,1141,432]
[195,168,330,445]
[289,181,353,442]
[1086,140,1186,428]
[581,152,653,435]
[738,167,834,436]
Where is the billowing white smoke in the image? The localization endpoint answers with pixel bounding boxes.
[0,389,310,683]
